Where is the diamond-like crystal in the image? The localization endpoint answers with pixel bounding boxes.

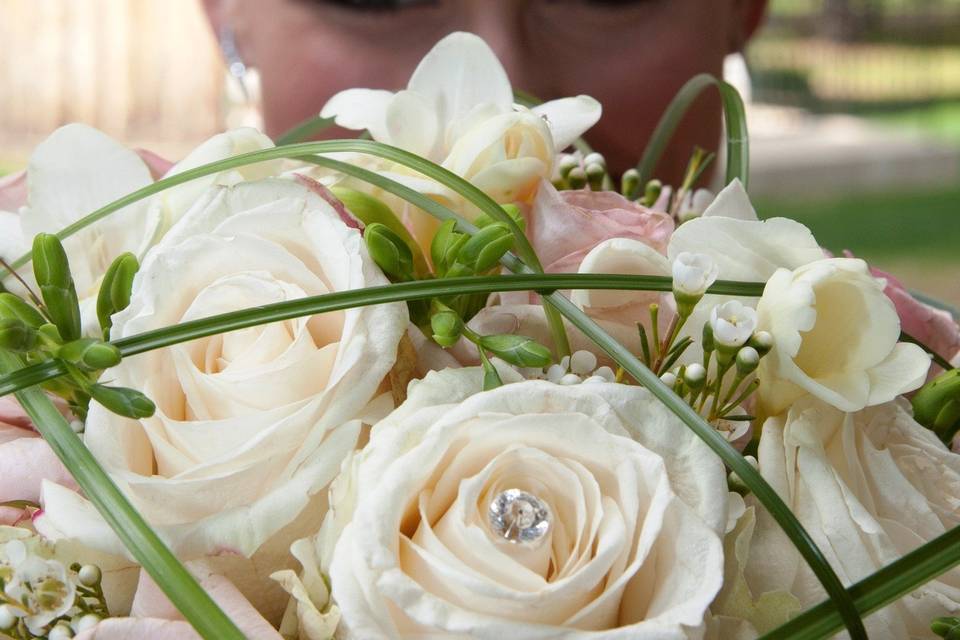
[488,489,551,545]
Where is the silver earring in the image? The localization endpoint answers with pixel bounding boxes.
[218,25,264,130]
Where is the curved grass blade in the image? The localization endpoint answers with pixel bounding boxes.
[0,274,764,397]
[636,73,749,189]
[0,352,245,640]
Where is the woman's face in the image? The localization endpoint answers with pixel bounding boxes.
[208,0,765,182]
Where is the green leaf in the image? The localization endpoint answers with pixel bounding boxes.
[0,352,244,640]
[0,274,765,398]
[636,73,749,189]
[479,334,552,368]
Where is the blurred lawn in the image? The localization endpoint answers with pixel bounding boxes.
[754,187,960,309]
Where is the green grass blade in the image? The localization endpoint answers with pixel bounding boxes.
[761,523,960,639]
[273,114,335,146]
[0,274,764,397]
[0,351,245,640]
[636,73,749,189]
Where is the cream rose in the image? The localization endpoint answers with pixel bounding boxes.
[740,396,960,638]
[0,123,280,332]
[284,368,729,639]
[36,177,407,621]
[755,258,930,415]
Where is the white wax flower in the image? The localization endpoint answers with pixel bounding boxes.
[321,32,601,206]
[710,301,757,349]
[738,397,960,638]
[1,539,75,635]
[36,178,407,620]
[755,258,929,414]
[672,251,720,298]
[278,368,730,639]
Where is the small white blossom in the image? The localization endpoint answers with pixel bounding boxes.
[710,301,757,349]
[2,540,76,635]
[672,252,719,299]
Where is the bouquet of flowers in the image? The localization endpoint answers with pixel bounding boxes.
[1,32,959,640]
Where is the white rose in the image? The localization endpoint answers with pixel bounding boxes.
[287,368,729,639]
[36,177,407,621]
[741,396,960,638]
[1,123,279,331]
[755,258,930,414]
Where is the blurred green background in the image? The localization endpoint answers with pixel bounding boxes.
[746,0,959,309]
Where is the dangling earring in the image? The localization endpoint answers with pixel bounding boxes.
[218,25,264,131]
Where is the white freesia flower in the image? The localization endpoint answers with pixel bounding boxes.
[36,177,407,621]
[755,258,929,414]
[678,188,714,222]
[281,368,729,639]
[741,397,960,638]
[673,251,719,299]
[0,124,280,332]
[710,301,757,349]
[2,538,75,634]
[321,32,601,206]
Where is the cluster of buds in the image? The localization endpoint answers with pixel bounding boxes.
[0,538,108,639]
[520,350,616,386]
[0,234,154,424]
[553,152,612,192]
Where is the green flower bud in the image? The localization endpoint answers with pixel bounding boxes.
[736,346,760,376]
[585,162,605,191]
[583,152,606,169]
[90,384,156,419]
[932,616,960,638]
[479,334,552,368]
[38,322,63,345]
[0,317,37,352]
[748,330,774,357]
[431,309,463,348]
[702,321,715,353]
[365,223,414,280]
[557,154,579,179]
[97,252,139,338]
[567,166,587,190]
[0,292,46,327]
[457,224,514,272]
[912,368,960,444]
[430,219,467,274]
[33,233,81,342]
[58,338,122,370]
[620,168,640,200]
[642,179,663,208]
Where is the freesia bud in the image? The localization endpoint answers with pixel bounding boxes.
[33,233,81,342]
[558,154,579,179]
[431,308,464,348]
[97,252,139,339]
[912,368,960,444]
[430,219,467,274]
[736,346,760,376]
[457,224,514,272]
[0,292,45,328]
[620,168,640,200]
[671,252,719,316]
[710,301,757,350]
[479,334,552,368]
[684,363,707,391]
[0,318,37,352]
[748,330,774,357]
[365,222,414,281]
[931,616,960,638]
[642,179,662,207]
[474,204,525,232]
[58,338,122,370]
[583,152,606,169]
[90,384,156,419]
[567,166,587,189]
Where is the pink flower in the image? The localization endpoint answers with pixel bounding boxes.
[527,180,674,274]
[74,562,282,639]
[0,397,75,525]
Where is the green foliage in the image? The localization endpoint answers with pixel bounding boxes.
[97,252,139,340]
[32,233,81,342]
